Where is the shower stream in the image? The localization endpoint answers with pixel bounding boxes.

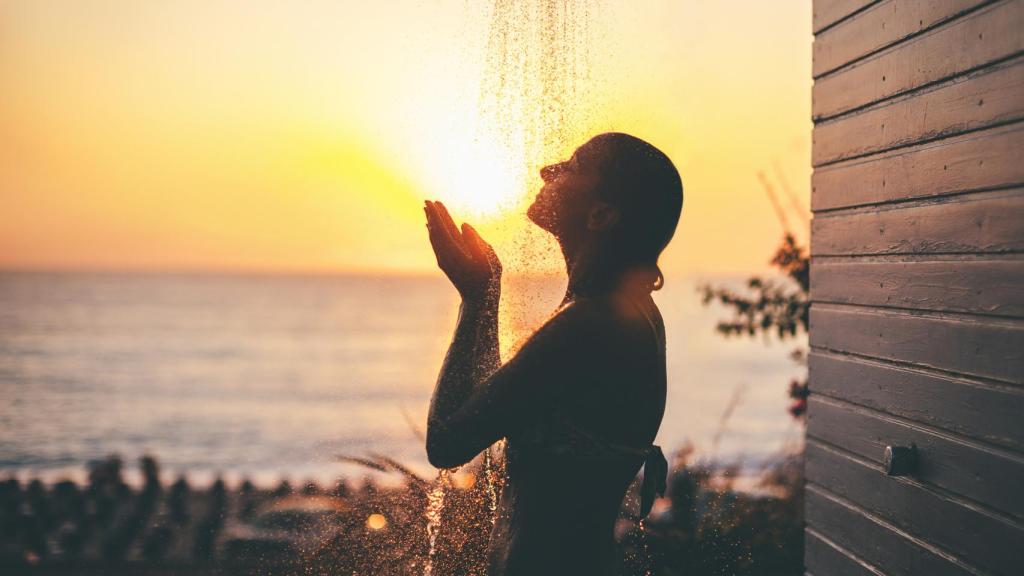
[424,1,616,574]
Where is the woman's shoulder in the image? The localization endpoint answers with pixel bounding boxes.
[558,293,660,331]
[527,295,659,359]
[541,295,625,335]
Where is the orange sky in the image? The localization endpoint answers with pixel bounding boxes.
[0,1,811,276]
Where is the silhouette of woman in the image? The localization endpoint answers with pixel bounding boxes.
[424,132,683,575]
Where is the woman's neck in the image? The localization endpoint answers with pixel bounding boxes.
[562,239,651,300]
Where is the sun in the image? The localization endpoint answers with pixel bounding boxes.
[434,134,527,220]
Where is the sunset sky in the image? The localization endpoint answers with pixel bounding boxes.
[1,0,812,276]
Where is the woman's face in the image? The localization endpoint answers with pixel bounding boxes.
[528,148,602,236]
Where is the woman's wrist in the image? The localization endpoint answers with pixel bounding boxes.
[461,290,499,315]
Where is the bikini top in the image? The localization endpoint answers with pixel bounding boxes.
[518,294,669,518]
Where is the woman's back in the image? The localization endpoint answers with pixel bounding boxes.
[487,293,667,576]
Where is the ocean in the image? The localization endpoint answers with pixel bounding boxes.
[0,271,804,486]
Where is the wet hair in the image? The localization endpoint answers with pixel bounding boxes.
[576,132,683,290]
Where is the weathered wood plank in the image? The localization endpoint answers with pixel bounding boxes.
[812,122,1024,211]
[809,351,1024,450]
[812,188,1024,256]
[813,0,1024,120]
[806,489,975,576]
[814,0,880,33]
[813,57,1024,165]
[809,304,1024,383]
[814,0,986,77]
[807,395,1024,518]
[805,528,885,576]
[810,257,1024,317]
[805,440,1022,576]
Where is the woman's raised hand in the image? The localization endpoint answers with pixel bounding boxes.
[424,200,502,303]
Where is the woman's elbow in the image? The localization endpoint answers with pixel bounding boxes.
[425,428,472,469]
[426,446,463,470]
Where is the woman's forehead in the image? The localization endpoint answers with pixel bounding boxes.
[575,139,612,166]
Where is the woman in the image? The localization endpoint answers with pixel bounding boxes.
[424,132,683,575]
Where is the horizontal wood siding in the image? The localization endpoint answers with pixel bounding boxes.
[808,395,1024,518]
[806,442,1022,576]
[812,122,1024,211]
[810,305,1024,383]
[806,489,976,575]
[811,188,1024,256]
[813,56,1024,166]
[811,257,1024,317]
[809,351,1024,450]
[813,0,1024,120]
[814,0,881,33]
[813,0,988,77]
[805,529,887,576]
[810,2,1024,573]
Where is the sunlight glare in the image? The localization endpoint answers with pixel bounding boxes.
[436,133,524,219]
[366,513,388,530]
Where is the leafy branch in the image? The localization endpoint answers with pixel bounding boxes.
[698,233,810,418]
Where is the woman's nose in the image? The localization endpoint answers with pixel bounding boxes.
[540,163,563,183]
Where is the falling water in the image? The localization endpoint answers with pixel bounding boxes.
[481,0,608,364]
[483,440,504,524]
[639,518,653,576]
[477,0,605,193]
[424,2,612,573]
[424,469,450,576]
[474,0,607,546]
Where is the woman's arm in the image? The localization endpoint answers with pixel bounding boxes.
[426,296,497,468]
[423,200,605,468]
[423,200,503,467]
[472,283,501,383]
[425,298,596,468]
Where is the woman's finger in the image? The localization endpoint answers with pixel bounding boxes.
[461,223,488,262]
[426,205,452,261]
[427,202,471,273]
[434,202,464,249]
[435,202,473,265]
[425,202,452,250]
[425,203,442,244]
[426,202,453,249]
[473,225,497,259]
[466,223,500,268]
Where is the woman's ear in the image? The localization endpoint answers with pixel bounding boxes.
[587,201,620,231]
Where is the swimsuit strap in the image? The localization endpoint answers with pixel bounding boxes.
[532,417,667,517]
[640,444,668,518]
[550,414,651,459]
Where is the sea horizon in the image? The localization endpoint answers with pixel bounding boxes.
[1,268,805,488]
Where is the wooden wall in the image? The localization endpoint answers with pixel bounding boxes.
[807,1,1024,575]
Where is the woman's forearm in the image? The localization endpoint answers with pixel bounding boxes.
[473,289,501,381]
[427,297,496,447]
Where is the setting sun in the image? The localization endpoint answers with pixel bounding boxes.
[1,0,811,277]
[423,128,526,219]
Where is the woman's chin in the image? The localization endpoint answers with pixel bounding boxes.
[526,201,541,223]
[526,204,555,233]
